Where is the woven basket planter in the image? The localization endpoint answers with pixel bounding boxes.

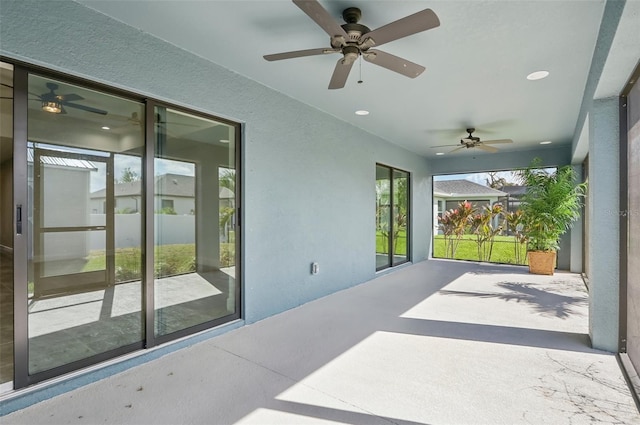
[527,251,556,275]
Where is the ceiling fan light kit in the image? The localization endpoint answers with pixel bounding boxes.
[42,100,63,114]
[33,82,108,115]
[264,0,440,89]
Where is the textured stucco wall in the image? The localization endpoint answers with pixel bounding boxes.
[588,97,620,352]
[0,0,431,324]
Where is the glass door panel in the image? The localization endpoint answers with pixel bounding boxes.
[392,170,409,265]
[26,74,144,375]
[154,106,237,337]
[0,61,14,388]
[376,165,410,270]
[376,165,391,270]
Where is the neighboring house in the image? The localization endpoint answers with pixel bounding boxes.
[499,185,527,213]
[90,173,235,215]
[433,179,506,233]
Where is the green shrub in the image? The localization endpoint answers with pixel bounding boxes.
[220,243,235,268]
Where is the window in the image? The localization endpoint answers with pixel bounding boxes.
[161,199,174,210]
[376,164,410,271]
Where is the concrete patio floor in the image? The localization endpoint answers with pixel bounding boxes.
[3,259,640,424]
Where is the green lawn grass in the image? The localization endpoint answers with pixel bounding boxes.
[84,243,236,283]
[433,235,528,265]
[376,230,407,255]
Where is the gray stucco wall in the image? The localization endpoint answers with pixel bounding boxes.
[588,97,620,352]
[0,0,431,324]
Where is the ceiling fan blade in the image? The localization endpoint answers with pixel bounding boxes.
[448,146,466,154]
[476,144,499,153]
[293,0,348,40]
[361,8,440,48]
[264,48,339,61]
[328,57,354,89]
[64,102,108,115]
[363,49,425,78]
[59,93,84,102]
[430,144,460,148]
[482,139,513,144]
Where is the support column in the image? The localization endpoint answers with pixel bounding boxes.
[588,97,620,352]
[196,162,220,272]
[570,164,584,273]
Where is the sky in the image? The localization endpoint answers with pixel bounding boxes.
[31,142,199,192]
[434,171,520,186]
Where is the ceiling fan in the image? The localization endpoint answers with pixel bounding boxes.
[263,0,440,89]
[29,82,107,115]
[431,128,513,153]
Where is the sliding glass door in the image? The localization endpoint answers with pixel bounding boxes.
[153,107,238,340]
[24,74,145,380]
[8,67,240,389]
[375,164,410,271]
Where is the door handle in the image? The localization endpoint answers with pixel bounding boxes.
[16,204,22,235]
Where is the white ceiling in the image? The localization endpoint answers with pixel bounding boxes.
[76,0,637,158]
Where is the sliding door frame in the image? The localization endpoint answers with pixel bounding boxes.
[9,61,242,388]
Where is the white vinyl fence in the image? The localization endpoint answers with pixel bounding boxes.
[90,214,195,250]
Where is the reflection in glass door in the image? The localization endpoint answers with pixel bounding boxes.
[25,74,144,378]
[32,148,111,299]
[154,106,237,339]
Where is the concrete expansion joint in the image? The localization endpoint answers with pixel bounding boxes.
[211,344,396,424]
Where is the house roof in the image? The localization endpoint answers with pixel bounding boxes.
[90,173,234,199]
[500,185,527,196]
[433,180,506,198]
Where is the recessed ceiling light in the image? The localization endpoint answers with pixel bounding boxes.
[355,110,369,116]
[540,140,552,145]
[527,71,549,81]
[436,152,445,156]
[101,126,110,130]
[220,139,230,143]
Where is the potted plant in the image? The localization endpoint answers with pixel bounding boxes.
[517,158,587,275]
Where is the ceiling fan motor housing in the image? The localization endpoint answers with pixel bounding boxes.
[342,7,362,24]
[340,8,371,44]
[462,128,480,144]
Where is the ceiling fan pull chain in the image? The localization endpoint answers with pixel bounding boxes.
[357,55,363,84]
